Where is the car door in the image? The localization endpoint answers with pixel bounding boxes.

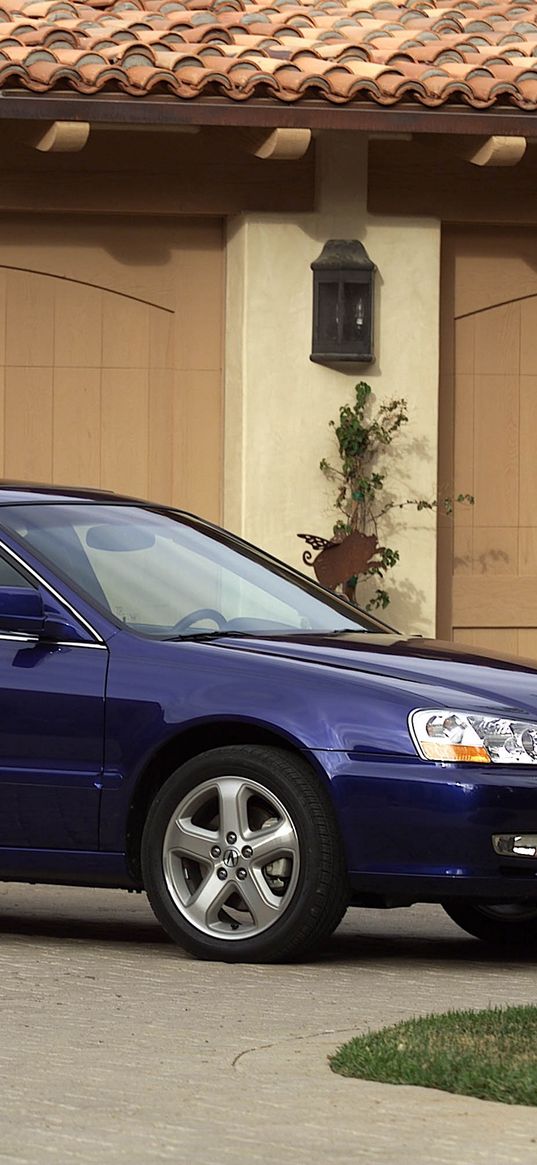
[0,551,107,850]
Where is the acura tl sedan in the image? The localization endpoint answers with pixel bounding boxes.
[1,485,537,962]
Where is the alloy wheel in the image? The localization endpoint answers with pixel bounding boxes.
[162,774,300,940]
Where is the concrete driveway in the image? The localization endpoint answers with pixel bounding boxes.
[1,885,537,1165]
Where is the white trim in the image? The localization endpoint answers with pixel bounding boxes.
[0,631,37,644]
[56,641,107,650]
[0,631,106,649]
[0,536,106,645]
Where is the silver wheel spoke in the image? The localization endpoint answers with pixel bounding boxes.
[218,778,249,841]
[167,819,214,864]
[188,870,230,929]
[250,819,298,865]
[237,869,282,930]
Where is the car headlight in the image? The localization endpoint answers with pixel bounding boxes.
[409,709,537,765]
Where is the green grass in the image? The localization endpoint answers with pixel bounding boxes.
[329,1006,537,1106]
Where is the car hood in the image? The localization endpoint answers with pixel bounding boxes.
[207,632,537,714]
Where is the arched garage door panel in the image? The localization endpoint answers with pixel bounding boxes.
[439,228,537,657]
[0,216,223,521]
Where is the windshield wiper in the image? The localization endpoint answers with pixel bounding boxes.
[166,627,372,642]
[165,629,255,642]
[325,628,372,635]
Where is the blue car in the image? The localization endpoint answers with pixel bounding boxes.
[1,484,537,961]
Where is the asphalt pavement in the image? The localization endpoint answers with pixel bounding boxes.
[1,884,537,1165]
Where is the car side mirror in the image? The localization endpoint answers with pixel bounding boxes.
[0,587,45,636]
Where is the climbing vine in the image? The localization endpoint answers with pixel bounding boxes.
[316,381,473,609]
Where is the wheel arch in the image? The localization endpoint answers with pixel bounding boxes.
[125,719,331,881]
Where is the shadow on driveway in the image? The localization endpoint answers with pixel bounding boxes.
[0,886,535,967]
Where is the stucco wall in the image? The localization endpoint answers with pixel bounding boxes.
[224,131,441,636]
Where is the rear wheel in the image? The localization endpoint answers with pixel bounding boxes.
[443,901,537,946]
[141,745,348,962]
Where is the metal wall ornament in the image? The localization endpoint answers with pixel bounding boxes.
[310,240,376,365]
[297,531,383,594]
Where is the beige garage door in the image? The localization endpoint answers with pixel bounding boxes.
[439,227,537,656]
[0,214,223,521]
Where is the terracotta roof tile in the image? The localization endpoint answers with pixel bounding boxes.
[0,0,536,106]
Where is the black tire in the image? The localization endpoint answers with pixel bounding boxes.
[141,745,348,962]
[443,901,537,946]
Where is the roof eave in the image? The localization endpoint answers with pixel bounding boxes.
[0,93,536,138]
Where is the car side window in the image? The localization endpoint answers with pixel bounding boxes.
[0,554,36,589]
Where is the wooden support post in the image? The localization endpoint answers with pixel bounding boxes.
[465,136,527,167]
[29,121,91,153]
[241,128,311,160]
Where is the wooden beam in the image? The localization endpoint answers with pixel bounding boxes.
[368,136,537,221]
[2,94,537,138]
[241,128,311,160]
[0,122,315,214]
[368,132,412,141]
[465,135,527,167]
[0,167,314,215]
[29,121,90,153]
[96,124,200,135]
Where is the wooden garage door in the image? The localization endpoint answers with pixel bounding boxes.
[0,214,223,521]
[438,227,537,656]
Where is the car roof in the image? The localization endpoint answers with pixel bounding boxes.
[0,482,146,505]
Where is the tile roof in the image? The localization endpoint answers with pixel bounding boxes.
[1,0,537,109]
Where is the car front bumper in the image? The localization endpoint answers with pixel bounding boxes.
[313,751,537,904]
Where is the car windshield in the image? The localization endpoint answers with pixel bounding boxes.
[0,502,391,639]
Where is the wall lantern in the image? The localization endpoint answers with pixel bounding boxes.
[310,240,376,365]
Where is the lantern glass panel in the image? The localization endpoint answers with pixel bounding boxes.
[317,280,339,346]
[342,283,368,345]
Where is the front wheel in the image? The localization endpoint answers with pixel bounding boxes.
[141,745,348,962]
[443,901,537,946]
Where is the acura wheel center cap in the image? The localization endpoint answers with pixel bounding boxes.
[223,847,239,868]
